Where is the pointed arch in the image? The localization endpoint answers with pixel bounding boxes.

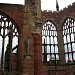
[63,17,75,63]
[42,20,59,63]
[42,19,57,29]
[0,11,19,74]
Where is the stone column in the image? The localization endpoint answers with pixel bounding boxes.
[57,26,65,63]
[32,33,43,75]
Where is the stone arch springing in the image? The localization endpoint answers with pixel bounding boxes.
[63,17,75,63]
[42,20,59,63]
[0,11,19,74]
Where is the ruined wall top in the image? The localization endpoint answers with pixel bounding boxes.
[0,3,24,28]
[42,2,75,13]
[41,2,75,25]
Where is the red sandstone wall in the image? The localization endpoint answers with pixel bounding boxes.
[42,2,75,27]
[0,3,24,27]
[41,2,75,75]
[0,3,24,74]
[0,2,75,75]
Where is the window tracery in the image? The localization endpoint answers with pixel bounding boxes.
[63,17,75,63]
[0,12,19,71]
[42,21,59,63]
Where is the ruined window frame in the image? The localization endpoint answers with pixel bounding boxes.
[63,17,75,63]
[42,20,59,63]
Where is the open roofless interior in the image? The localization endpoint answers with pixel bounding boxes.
[0,0,75,75]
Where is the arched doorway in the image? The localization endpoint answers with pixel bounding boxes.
[0,12,19,75]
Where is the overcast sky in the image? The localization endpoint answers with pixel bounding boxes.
[0,0,75,11]
[41,0,75,11]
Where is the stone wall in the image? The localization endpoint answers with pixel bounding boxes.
[0,2,75,75]
[41,2,75,75]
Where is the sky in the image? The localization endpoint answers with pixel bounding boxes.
[41,0,75,11]
[0,0,75,11]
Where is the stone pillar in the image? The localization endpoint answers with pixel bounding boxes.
[32,33,43,75]
[21,24,34,75]
[22,58,34,75]
[57,26,65,63]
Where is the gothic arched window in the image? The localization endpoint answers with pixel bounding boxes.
[63,17,75,63]
[0,12,19,73]
[42,21,59,63]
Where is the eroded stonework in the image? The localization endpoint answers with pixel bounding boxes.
[0,1,75,75]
